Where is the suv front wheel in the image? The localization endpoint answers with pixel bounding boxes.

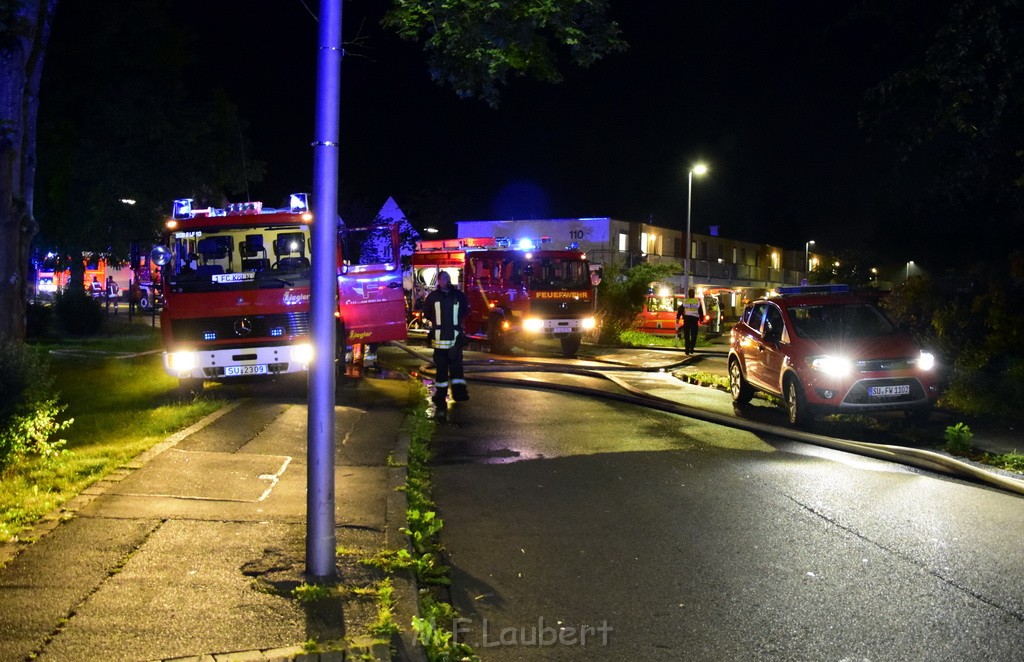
[784,376,812,428]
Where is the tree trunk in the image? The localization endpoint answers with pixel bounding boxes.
[0,0,57,342]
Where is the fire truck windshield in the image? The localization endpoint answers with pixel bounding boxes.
[165,226,311,292]
[529,258,590,290]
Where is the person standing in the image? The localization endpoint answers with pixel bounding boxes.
[675,288,705,355]
[424,270,470,409]
[105,276,120,314]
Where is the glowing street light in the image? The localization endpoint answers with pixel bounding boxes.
[906,260,915,280]
[683,163,709,294]
[805,240,815,273]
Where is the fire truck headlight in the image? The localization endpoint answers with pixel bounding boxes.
[166,351,197,373]
[291,343,314,365]
[523,317,544,333]
[580,316,597,331]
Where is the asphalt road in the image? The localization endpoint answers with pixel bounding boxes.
[425,375,1024,660]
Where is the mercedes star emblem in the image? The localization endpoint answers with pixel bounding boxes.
[233,317,254,336]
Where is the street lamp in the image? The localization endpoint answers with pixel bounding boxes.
[683,163,708,295]
[906,260,914,280]
[805,240,815,273]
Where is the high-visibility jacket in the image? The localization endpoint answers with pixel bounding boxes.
[676,297,705,322]
[424,286,469,349]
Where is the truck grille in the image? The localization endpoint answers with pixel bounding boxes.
[171,312,310,343]
[529,297,594,318]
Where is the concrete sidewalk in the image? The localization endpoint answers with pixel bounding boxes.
[0,376,421,662]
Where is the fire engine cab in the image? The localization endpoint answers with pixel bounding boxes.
[151,193,407,395]
[410,236,599,357]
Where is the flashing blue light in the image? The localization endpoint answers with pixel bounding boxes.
[173,198,193,220]
[289,193,309,213]
[270,327,285,337]
[518,238,535,250]
[203,331,217,341]
[567,242,580,250]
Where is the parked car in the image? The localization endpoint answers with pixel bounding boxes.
[728,285,939,427]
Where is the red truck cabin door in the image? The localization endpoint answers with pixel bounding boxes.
[337,224,408,345]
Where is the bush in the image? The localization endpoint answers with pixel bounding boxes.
[943,422,973,455]
[882,256,1024,423]
[54,289,104,336]
[596,261,680,344]
[0,341,73,470]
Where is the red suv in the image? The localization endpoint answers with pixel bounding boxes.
[728,285,939,426]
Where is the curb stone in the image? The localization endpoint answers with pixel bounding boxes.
[387,427,429,662]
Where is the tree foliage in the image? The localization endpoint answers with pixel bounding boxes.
[34,1,265,272]
[880,254,1024,420]
[595,261,680,344]
[858,0,1024,257]
[806,249,881,289]
[383,0,626,107]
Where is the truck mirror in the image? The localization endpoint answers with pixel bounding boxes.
[151,244,173,267]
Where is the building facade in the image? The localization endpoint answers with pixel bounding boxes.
[456,217,821,320]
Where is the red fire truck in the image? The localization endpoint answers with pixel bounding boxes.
[150,193,407,394]
[128,242,162,311]
[35,253,108,298]
[410,236,599,357]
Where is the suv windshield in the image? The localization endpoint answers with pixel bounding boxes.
[788,302,895,339]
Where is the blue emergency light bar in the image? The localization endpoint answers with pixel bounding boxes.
[777,284,851,296]
[171,193,310,220]
[172,198,193,220]
[494,236,554,249]
[289,193,310,213]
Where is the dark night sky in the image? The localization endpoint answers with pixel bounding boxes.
[116,2,907,262]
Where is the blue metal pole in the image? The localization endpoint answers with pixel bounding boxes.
[307,0,342,579]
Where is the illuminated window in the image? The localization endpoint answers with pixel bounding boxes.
[618,232,628,252]
[641,232,649,256]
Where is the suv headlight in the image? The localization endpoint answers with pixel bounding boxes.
[918,351,936,371]
[808,355,852,377]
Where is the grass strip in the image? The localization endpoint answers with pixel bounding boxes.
[2,321,223,543]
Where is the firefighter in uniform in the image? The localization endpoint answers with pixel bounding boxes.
[425,270,470,408]
[675,288,706,355]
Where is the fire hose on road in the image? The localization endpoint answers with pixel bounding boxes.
[388,340,1024,497]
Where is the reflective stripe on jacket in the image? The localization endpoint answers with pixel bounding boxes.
[676,297,705,321]
[424,288,468,349]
